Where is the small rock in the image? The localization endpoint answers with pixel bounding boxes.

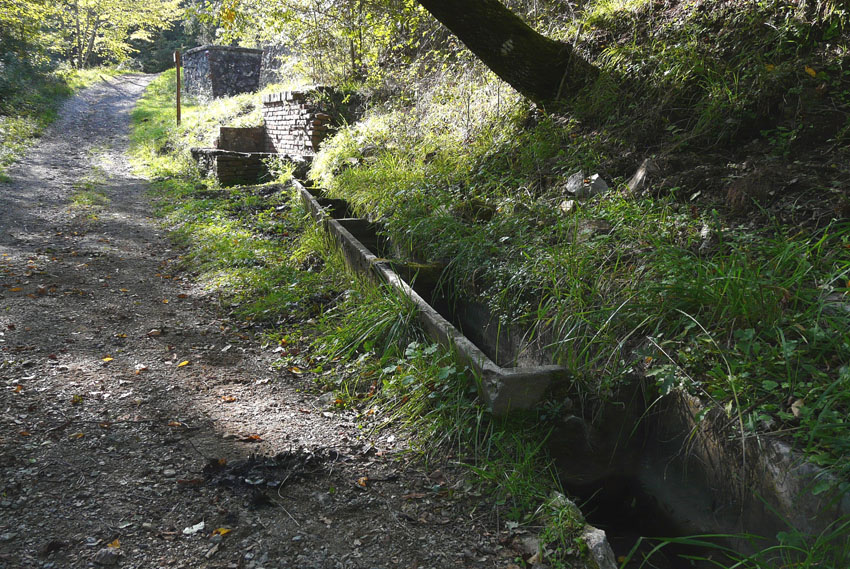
[564,171,585,195]
[515,535,539,558]
[162,469,177,478]
[627,158,660,194]
[558,199,578,215]
[92,547,120,566]
[563,171,610,199]
[581,526,618,569]
[698,223,716,254]
[586,174,609,197]
[38,539,66,557]
[0,532,17,542]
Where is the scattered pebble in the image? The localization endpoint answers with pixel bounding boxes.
[92,547,120,566]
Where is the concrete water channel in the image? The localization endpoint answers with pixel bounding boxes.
[295,179,850,567]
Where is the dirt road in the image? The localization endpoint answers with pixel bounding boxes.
[0,74,509,569]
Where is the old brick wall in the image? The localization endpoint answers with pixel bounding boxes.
[262,89,333,156]
[183,45,262,101]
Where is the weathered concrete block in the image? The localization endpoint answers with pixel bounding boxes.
[183,45,262,101]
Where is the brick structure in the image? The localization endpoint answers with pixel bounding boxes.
[191,148,275,187]
[191,87,336,186]
[217,126,266,153]
[262,88,334,156]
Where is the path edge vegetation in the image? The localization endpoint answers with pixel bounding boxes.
[128,2,850,566]
[132,58,850,567]
[129,71,599,569]
[0,66,128,181]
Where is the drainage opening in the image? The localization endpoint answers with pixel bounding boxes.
[569,474,725,569]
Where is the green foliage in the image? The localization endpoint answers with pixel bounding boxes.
[138,2,850,564]
[0,62,122,179]
[309,48,850,493]
[188,0,428,85]
[50,0,181,68]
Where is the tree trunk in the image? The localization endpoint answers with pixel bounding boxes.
[73,0,83,68]
[416,0,596,104]
[82,18,99,68]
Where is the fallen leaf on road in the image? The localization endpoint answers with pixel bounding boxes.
[14,385,22,393]
[107,539,120,549]
[71,394,84,405]
[167,421,183,427]
[102,356,114,362]
[357,476,369,487]
[19,431,31,436]
[221,395,237,402]
[162,299,169,304]
[69,432,85,439]
[9,287,21,292]
[239,434,263,442]
[211,528,231,536]
[177,360,190,367]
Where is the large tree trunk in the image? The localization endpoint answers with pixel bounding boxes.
[416,0,596,104]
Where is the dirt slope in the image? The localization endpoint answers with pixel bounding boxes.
[0,74,511,569]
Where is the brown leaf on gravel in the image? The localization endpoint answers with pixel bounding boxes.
[19,431,32,436]
[221,395,237,402]
[239,434,263,442]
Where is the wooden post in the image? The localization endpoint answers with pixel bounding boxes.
[174,50,182,126]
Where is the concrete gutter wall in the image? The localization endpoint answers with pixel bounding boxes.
[295,180,568,415]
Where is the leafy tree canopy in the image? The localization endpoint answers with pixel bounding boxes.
[1,0,181,68]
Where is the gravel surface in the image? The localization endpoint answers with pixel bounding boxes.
[0,74,521,569]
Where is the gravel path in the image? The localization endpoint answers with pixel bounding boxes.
[0,74,514,569]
